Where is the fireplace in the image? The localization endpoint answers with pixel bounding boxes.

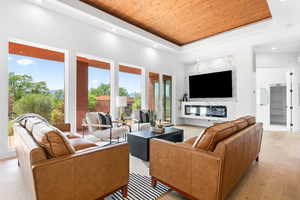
[185,105,227,118]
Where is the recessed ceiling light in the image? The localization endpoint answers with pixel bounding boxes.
[35,0,43,3]
[272,47,277,50]
[279,0,286,2]
[111,27,117,32]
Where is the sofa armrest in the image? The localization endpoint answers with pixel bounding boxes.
[53,123,71,132]
[32,143,129,200]
[150,139,222,200]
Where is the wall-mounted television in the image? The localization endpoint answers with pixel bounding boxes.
[189,70,232,98]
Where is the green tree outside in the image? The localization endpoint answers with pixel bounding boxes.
[9,73,65,136]
[13,94,54,120]
[132,92,141,110]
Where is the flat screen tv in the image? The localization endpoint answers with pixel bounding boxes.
[189,70,232,98]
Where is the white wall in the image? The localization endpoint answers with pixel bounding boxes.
[256,52,300,131]
[256,53,299,68]
[0,0,185,157]
[182,48,256,126]
[256,68,289,129]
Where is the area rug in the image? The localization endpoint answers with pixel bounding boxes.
[106,173,169,200]
[156,191,188,200]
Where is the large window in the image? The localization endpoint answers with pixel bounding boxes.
[76,56,111,129]
[163,75,172,122]
[88,66,111,112]
[119,65,141,118]
[8,42,65,146]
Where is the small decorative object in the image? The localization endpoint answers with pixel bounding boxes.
[149,110,157,127]
[182,93,188,102]
[151,119,165,133]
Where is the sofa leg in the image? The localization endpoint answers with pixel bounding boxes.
[256,156,259,162]
[151,177,157,188]
[18,160,20,167]
[122,185,128,198]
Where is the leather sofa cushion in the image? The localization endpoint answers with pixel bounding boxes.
[231,119,248,131]
[195,122,238,151]
[31,122,75,158]
[69,138,98,151]
[239,116,256,126]
[184,136,198,145]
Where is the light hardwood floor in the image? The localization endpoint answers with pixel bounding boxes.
[1,126,300,200]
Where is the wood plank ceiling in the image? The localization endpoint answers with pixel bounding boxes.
[80,0,271,46]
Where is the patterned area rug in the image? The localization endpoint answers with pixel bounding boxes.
[156,191,188,200]
[106,173,169,200]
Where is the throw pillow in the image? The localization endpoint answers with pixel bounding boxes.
[14,113,48,127]
[105,113,112,126]
[31,122,75,158]
[195,122,238,151]
[98,112,112,129]
[139,110,150,123]
[239,116,256,126]
[192,129,206,148]
[25,117,44,133]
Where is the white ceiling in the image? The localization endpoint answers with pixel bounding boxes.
[254,39,300,54]
[27,0,300,60]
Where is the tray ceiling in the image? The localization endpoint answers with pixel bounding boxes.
[80,0,271,46]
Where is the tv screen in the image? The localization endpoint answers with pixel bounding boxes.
[189,70,232,98]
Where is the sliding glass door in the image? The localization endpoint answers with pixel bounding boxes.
[148,72,160,115]
[163,75,172,122]
[119,65,141,118]
[76,56,111,129]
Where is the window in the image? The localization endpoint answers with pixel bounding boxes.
[163,75,172,122]
[76,56,111,129]
[148,72,160,114]
[8,42,65,147]
[118,65,141,118]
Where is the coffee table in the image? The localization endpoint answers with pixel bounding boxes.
[127,127,184,161]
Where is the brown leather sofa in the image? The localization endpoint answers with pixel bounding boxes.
[150,116,263,200]
[14,117,129,200]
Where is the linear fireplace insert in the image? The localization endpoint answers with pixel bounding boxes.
[185,105,227,118]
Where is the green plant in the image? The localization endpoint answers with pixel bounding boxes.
[119,87,129,96]
[88,93,97,111]
[51,101,65,124]
[90,83,110,96]
[9,73,50,102]
[132,92,141,110]
[13,94,53,121]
